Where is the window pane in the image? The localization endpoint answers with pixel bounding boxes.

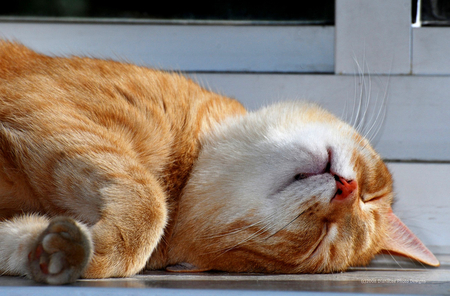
[0,0,334,24]
[415,0,450,26]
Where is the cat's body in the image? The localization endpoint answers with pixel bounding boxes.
[0,41,439,284]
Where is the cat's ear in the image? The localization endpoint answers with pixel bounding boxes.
[166,262,211,273]
[380,209,439,267]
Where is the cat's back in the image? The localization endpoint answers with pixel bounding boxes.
[0,40,242,122]
[0,41,244,162]
[0,40,206,122]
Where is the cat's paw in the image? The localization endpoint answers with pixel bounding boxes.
[27,217,92,284]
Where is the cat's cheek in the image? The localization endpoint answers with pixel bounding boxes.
[302,174,337,205]
[271,176,336,222]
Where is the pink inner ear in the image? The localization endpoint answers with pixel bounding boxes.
[380,209,440,267]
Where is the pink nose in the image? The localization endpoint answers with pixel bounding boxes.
[333,175,357,201]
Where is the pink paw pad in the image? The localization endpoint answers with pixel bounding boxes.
[27,217,92,284]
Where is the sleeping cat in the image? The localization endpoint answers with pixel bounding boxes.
[0,41,439,285]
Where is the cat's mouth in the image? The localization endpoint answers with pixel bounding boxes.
[308,223,328,259]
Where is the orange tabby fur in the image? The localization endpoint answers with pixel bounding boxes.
[0,41,439,284]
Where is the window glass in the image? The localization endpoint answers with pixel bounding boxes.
[0,1,334,24]
[414,0,450,26]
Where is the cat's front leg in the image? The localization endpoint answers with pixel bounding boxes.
[19,175,167,284]
[80,174,168,279]
[31,171,168,281]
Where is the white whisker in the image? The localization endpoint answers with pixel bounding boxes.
[363,75,390,146]
[207,206,308,259]
[363,79,382,140]
[349,53,390,149]
[200,212,279,240]
[352,56,365,130]
[211,219,279,258]
[356,61,372,134]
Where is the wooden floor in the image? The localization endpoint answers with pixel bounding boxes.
[0,255,448,295]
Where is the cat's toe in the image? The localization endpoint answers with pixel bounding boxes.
[27,217,92,284]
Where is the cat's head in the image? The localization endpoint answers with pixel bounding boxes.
[168,101,439,273]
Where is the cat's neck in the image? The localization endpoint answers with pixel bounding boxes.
[147,83,246,269]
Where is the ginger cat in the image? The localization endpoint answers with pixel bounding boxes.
[0,41,439,284]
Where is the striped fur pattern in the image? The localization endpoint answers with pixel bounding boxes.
[0,41,438,284]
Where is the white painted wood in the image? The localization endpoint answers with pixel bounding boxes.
[387,162,450,254]
[0,21,334,73]
[335,0,411,75]
[413,27,450,75]
[193,73,450,162]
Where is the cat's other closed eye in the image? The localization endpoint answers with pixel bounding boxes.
[294,173,311,181]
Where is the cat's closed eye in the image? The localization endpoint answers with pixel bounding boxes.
[362,194,385,203]
[294,173,309,181]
